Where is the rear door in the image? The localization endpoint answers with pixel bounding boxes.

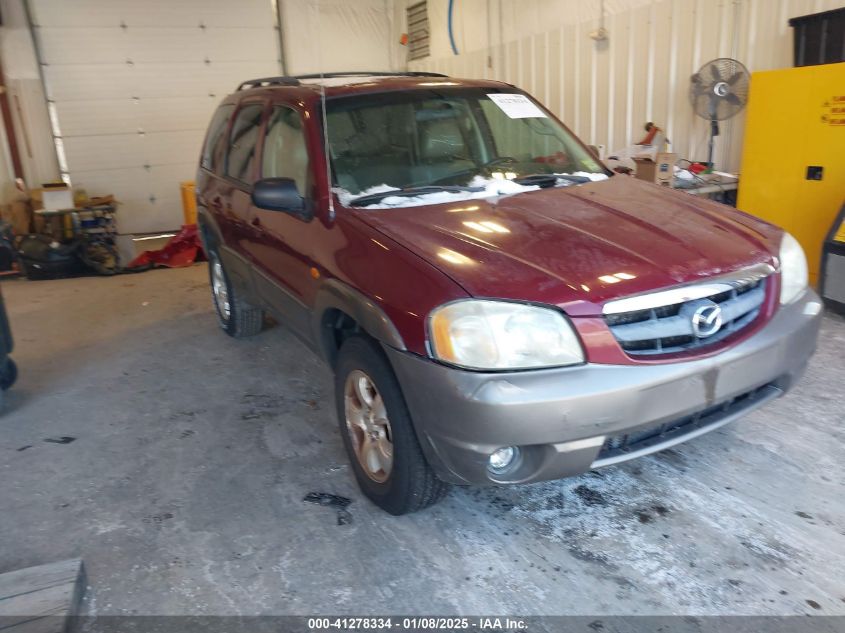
[196,102,234,240]
[221,100,267,261]
[246,104,316,340]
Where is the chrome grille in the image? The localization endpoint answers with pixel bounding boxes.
[603,273,770,356]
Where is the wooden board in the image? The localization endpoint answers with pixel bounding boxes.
[0,559,85,633]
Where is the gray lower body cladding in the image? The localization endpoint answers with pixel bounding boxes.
[385,290,823,485]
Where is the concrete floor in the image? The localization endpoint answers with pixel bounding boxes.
[0,265,843,616]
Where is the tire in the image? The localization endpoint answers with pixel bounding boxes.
[334,335,448,515]
[0,357,14,390]
[208,249,264,338]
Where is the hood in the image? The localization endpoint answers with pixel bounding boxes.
[349,176,781,316]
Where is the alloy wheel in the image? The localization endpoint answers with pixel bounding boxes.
[211,258,230,320]
[344,369,394,483]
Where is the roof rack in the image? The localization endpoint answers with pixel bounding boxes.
[236,76,301,91]
[236,71,449,91]
[294,71,449,80]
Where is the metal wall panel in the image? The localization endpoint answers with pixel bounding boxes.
[36,27,277,65]
[62,130,204,173]
[55,97,219,137]
[30,0,274,28]
[30,0,280,233]
[42,61,278,102]
[409,0,845,173]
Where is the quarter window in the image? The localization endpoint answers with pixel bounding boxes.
[262,106,309,193]
[226,104,264,183]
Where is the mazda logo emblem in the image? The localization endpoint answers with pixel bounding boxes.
[691,302,723,338]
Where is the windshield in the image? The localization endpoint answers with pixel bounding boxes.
[326,87,607,199]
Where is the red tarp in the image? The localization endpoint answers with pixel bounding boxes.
[126,224,205,270]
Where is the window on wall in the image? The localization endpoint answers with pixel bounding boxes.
[406,1,429,61]
[262,106,309,193]
[226,103,264,184]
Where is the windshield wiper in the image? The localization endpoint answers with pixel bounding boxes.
[511,173,593,188]
[348,185,484,207]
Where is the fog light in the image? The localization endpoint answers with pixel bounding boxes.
[489,446,518,473]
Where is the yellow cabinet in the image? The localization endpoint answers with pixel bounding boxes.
[738,62,845,285]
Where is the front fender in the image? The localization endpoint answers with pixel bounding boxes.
[312,279,406,365]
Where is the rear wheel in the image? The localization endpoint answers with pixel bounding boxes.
[208,250,263,338]
[334,335,448,515]
[0,357,17,390]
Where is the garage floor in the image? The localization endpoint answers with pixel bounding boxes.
[1,265,843,616]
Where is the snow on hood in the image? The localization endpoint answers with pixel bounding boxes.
[334,173,609,209]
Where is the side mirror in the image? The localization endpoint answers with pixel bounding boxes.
[252,177,311,219]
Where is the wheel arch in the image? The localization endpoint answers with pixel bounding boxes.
[197,207,221,252]
[313,280,406,367]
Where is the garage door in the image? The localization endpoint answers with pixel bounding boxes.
[30,0,280,234]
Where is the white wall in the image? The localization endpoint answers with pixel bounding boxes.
[401,0,845,172]
[282,0,398,74]
[27,0,282,233]
[0,0,61,201]
[397,0,653,62]
[7,0,836,231]
[2,0,396,234]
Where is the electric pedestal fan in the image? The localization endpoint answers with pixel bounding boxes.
[689,58,750,167]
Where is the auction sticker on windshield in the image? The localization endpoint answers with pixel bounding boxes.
[487,93,547,118]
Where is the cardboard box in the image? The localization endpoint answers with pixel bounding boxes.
[634,152,677,187]
[0,196,33,236]
[40,184,74,211]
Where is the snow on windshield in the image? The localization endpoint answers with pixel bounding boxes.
[334,173,609,209]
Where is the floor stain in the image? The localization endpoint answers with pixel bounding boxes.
[142,512,174,525]
[636,511,653,524]
[43,436,76,444]
[567,546,618,571]
[636,504,671,523]
[240,393,287,420]
[573,484,607,507]
[303,492,353,526]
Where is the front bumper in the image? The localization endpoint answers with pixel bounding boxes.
[385,290,823,485]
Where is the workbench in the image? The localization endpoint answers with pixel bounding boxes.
[677,175,739,205]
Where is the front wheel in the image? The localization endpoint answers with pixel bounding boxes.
[334,335,448,515]
[208,250,264,338]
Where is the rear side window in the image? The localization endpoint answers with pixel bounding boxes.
[262,106,309,193]
[201,104,234,171]
[226,104,264,183]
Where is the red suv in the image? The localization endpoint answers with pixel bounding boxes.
[196,72,821,515]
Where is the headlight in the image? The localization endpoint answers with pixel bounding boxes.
[779,232,808,304]
[428,300,584,370]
